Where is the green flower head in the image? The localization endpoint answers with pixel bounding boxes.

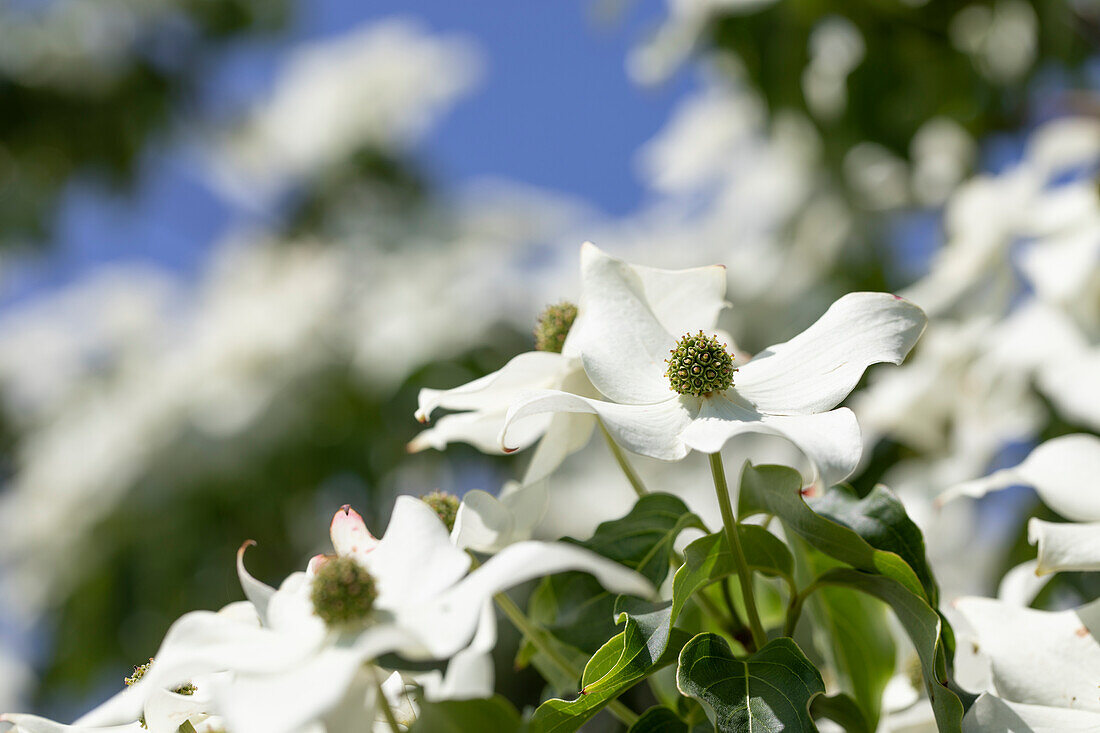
[421,490,460,532]
[311,556,378,628]
[534,302,578,353]
[665,331,735,396]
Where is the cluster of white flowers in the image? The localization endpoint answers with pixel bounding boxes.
[210,20,483,206]
[3,237,929,731]
[850,116,1100,599]
[1,496,651,733]
[1,10,1098,731]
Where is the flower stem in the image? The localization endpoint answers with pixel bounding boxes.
[599,422,648,498]
[708,451,767,651]
[493,591,638,726]
[369,664,403,733]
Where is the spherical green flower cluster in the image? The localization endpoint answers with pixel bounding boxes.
[534,302,578,353]
[310,556,378,628]
[422,490,460,532]
[665,331,735,396]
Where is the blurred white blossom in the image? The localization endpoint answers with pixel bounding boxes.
[211,20,482,205]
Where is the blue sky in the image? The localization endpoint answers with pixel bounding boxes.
[2,0,695,305]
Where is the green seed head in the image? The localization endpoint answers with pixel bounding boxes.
[125,658,196,695]
[665,331,735,396]
[534,302,578,353]
[126,658,195,728]
[421,490,460,532]
[311,556,378,628]
[125,659,153,687]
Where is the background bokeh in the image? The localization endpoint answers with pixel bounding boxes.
[0,0,1098,727]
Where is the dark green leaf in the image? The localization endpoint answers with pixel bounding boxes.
[809,568,964,733]
[810,584,895,728]
[737,464,927,601]
[810,693,872,733]
[677,633,825,733]
[797,547,895,729]
[409,695,522,733]
[578,493,708,585]
[810,483,938,605]
[529,601,691,733]
[516,625,591,693]
[528,573,620,653]
[529,493,704,654]
[629,707,691,732]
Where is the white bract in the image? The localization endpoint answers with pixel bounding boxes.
[941,434,1100,576]
[953,597,1100,727]
[2,685,218,733]
[940,433,1100,522]
[962,692,1100,732]
[451,480,549,554]
[500,244,926,487]
[411,241,729,483]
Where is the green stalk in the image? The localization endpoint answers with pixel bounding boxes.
[599,422,648,498]
[708,451,767,650]
[493,591,639,726]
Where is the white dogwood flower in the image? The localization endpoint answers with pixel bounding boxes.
[411,242,728,482]
[500,246,926,487]
[49,498,651,733]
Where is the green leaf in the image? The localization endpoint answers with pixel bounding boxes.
[808,568,965,733]
[530,522,797,730]
[516,624,591,693]
[810,693,872,733]
[809,581,895,728]
[737,464,927,601]
[670,526,796,626]
[630,707,688,732]
[793,543,895,730]
[580,493,708,585]
[530,601,691,733]
[527,572,621,653]
[809,483,938,605]
[677,633,825,733]
[409,695,523,732]
[629,707,694,732]
[529,493,705,654]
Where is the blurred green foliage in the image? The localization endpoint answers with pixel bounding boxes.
[708,0,1099,169]
[0,0,288,251]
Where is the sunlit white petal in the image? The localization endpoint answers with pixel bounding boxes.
[963,692,1100,732]
[571,242,726,405]
[1029,518,1100,575]
[500,390,695,461]
[364,496,471,608]
[940,434,1100,522]
[953,597,1100,711]
[681,397,861,487]
[734,292,926,415]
